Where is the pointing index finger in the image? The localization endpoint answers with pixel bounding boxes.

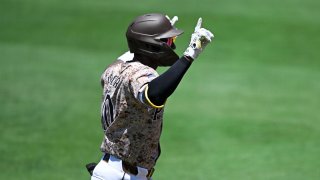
[171,16,178,25]
[195,17,202,32]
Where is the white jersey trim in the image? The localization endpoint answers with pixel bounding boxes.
[117,51,134,62]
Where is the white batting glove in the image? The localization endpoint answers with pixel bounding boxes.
[184,18,214,60]
[166,15,179,26]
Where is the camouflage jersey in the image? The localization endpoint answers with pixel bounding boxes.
[99,52,164,169]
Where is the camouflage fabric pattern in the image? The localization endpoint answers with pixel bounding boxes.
[100,60,164,169]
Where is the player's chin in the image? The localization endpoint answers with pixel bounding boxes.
[171,43,176,50]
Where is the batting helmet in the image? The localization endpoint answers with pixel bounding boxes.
[126,13,184,66]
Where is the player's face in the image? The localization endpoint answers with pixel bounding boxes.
[161,36,177,50]
[166,36,176,47]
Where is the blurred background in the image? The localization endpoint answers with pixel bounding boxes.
[1,0,320,179]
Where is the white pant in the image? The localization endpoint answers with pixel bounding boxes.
[91,155,153,180]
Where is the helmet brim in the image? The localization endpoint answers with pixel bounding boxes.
[155,28,184,39]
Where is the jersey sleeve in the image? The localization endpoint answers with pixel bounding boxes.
[129,67,158,103]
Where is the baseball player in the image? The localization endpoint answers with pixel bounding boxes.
[90,13,214,180]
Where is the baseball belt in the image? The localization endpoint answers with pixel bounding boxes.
[103,153,155,178]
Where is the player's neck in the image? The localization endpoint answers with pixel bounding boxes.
[133,54,158,70]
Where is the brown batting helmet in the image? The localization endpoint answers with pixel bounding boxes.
[126,13,184,66]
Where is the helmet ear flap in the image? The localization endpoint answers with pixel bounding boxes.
[128,38,161,54]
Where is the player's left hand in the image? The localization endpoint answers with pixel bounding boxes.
[184,18,214,60]
[166,15,179,26]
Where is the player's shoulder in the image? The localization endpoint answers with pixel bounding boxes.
[102,60,123,75]
[128,62,158,81]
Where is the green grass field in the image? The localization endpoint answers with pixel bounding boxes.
[1,0,320,179]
